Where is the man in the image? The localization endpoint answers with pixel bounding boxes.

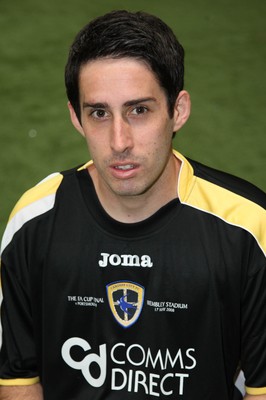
[0,10,265,400]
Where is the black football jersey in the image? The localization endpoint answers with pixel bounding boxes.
[0,151,265,399]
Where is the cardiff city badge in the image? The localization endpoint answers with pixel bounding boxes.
[106,281,145,328]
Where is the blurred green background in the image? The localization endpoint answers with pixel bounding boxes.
[0,0,265,237]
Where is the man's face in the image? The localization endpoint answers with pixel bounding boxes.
[70,57,188,201]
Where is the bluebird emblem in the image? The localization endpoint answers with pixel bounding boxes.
[106,281,145,328]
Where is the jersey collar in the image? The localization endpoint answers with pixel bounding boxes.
[172,149,195,203]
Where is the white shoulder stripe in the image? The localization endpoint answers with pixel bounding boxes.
[0,192,56,255]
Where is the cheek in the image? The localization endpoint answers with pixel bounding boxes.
[83,131,106,153]
[139,120,172,145]
[152,123,173,148]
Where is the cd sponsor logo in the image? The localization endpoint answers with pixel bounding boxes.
[62,339,197,396]
[62,338,106,387]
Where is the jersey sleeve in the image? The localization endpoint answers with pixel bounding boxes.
[0,258,40,386]
[0,173,63,385]
[241,236,266,395]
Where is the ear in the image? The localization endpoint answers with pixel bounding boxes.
[68,101,85,137]
[172,90,191,132]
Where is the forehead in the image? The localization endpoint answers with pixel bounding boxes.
[78,57,164,101]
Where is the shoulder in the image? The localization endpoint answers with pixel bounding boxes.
[175,152,266,256]
[0,166,83,255]
[189,158,266,209]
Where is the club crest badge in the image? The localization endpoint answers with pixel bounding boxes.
[106,281,145,328]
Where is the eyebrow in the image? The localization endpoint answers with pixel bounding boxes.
[124,97,156,107]
[83,97,156,109]
[83,102,108,109]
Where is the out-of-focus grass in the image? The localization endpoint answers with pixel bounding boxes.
[0,0,265,237]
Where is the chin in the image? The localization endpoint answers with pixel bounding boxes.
[110,184,146,197]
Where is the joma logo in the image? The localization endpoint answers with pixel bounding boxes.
[99,253,153,268]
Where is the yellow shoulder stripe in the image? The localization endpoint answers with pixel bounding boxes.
[185,177,266,256]
[9,173,63,221]
[174,149,265,256]
[1,173,63,255]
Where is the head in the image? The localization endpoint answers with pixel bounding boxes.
[65,10,185,123]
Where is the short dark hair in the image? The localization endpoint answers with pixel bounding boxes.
[65,10,185,122]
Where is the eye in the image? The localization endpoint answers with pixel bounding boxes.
[131,106,148,115]
[90,109,108,119]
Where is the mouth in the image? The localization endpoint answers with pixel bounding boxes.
[110,162,139,178]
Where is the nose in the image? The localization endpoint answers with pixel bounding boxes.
[110,116,133,153]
